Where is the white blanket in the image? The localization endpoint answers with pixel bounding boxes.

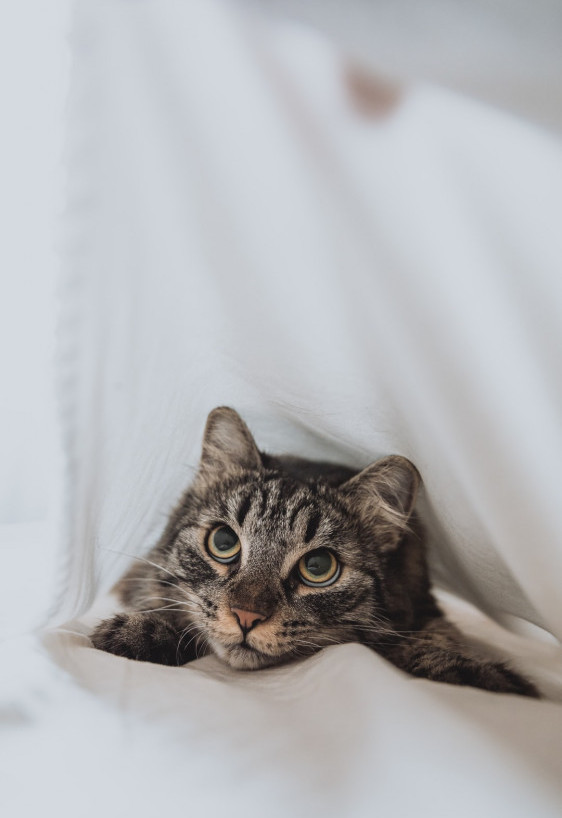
[5,1,562,815]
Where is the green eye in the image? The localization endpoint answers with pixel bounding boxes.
[298,549,340,587]
[207,525,241,564]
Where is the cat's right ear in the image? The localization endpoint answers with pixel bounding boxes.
[197,407,262,480]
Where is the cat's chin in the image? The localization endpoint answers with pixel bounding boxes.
[211,641,283,671]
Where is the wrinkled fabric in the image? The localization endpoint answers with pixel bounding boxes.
[12,0,561,815]
[56,0,562,636]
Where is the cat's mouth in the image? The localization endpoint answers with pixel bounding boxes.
[227,644,270,669]
[210,638,282,670]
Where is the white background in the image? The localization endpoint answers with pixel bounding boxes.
[0,1,71,633]
[0,0,70,525]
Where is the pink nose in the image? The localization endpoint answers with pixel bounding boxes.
[231,607,266,632]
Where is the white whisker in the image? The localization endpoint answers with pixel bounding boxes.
[53,628,92,642]
[133,605,195,615]
[176,622,203,664]
[101,547,192,599]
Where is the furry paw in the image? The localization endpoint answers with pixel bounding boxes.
[91,612,184,665]
[382,626,540,697]
[451,658,540,698]
[406,651,540,697]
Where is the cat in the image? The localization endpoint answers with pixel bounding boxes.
[91,406,538,696]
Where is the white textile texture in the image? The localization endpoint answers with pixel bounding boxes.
[11,1,558,816]
[56,0,562,637]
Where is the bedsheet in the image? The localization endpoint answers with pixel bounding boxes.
[2,592,562,817]
[4,1,562,816]
[54,0,562,635]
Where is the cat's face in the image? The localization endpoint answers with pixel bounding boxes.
[163,408,419,670]
[168,474,380,669]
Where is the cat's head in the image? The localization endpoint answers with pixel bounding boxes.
[166,407,420,670]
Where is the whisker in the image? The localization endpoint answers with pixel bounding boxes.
[195,631,210,660]
[132,605,196,615]
[176,623,202,664]
[53,628,92,642]
[181,630,201,661]
[134,595,198,609]
[176,629,196,664]
[101,547,190,591]
[119,577,191,596]
[131,594,202,617]
[350,623,424,640]
[306,634,347,648]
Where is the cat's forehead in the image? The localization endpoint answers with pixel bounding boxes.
[221,473,350,539]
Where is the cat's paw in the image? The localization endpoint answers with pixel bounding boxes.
[91,612,182,665]
[453,659,539,698]
[385,620,540,697]
[410,652,540,697]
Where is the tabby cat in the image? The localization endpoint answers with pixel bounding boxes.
[91,407,538,696]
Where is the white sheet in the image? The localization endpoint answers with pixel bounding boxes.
[54,0,562,636]
[4,1,562,816]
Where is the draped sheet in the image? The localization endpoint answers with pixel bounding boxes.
[55,0,562,636]
[5,0,562,815]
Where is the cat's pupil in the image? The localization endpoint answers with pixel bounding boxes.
[213,526,237,551]
[304,550,332,576]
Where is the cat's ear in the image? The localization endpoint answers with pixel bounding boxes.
[198,407,262,479]
[340,456,420,551]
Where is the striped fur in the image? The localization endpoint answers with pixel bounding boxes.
[91,408,538,696]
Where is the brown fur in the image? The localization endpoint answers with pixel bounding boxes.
[91,407,538,696]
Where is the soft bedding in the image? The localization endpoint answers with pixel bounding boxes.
[3,1,562,815]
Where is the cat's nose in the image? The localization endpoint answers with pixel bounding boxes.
[230,607,266,633]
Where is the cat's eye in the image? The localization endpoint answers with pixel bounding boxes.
[298,548,340,587]
[207,525,241,564]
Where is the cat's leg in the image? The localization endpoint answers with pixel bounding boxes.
[90,612,204,665]
[376,617,539,697]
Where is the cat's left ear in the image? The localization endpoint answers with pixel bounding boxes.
[340,456,420,551]
[198,406,262,480]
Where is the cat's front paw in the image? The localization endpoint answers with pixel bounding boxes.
[414,652,540,697]
[457,659,539,698]
[91,612,182,665]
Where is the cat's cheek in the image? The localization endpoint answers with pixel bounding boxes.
[173,548,219,588]
[207,638,228,663]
